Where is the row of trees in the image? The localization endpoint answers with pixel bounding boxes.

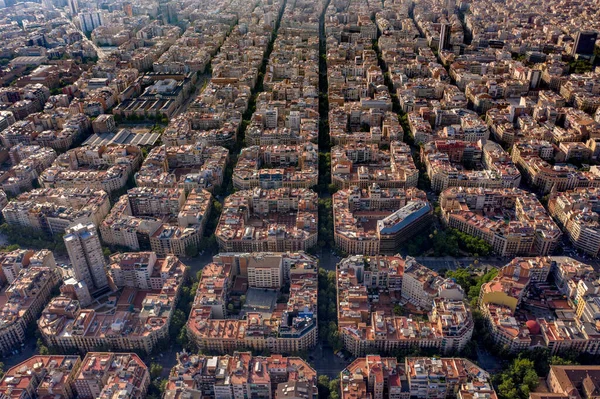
[171,270,202,351]
[401,227,493,257]
[113,113,169,125]
[318,199,335,249]
[0,223,67,255]
[451,228,493,255]
[190,200,222,256]
[430,228,493,257]
[317,269,343,352]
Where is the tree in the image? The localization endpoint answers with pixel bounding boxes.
[102,247,112,258]
[446,268,474,290]
[212,200,223,214]
[150,363,163,379]
[497,377,518,399]
[0,223,69,255]
[177,326,191,350]
[0,244,20,252]
[496,357,539,399]
[36,338,51,355]
[170,309,187,340]
[0,362,4,379]
[432,230,459,256]
[198,234,218,254]
[329,378,341,399]
[550,355,578,366]
[318,375,331,399]
[185,243,199,257]
[318,199,334,248]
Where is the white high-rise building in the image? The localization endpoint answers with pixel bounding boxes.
[288,111,301,131]
[78,11,103,33]
[64,223,108,291]
[264,108,278,129]
[68,0,79,15]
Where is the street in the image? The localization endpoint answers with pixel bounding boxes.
[181,251,214,275]
[2,338,38,369]
[310,344,349,378]
[171,72,211,117]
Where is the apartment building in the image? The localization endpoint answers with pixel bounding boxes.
[98,195,159,251]
[401,259,462,310]
[100,188,212,256]
[512,140,600,194]
[2,187,111,235]
[74,352,150,399]
[404,358,492,399]
[0,249,56,287]
[64,223,108,292]
[109,252,184,290]
[1,249,34,284]
[0,355,81,399]
[39,145,142,194]
[430,299,474,354]
[538,317,600,356]
[329,110,403,146]
[216,188,318,253]
[336,255,470,356]
[340,356,405,399]
[333,184,431,255]
[164,352,317,399]
[440,187,561,256]
[187,252,318,353]
[0,266,60,356]
[127,186,186,217]
[1,144,57,195]
[479,260,531,313]
[534,365,600,399]
[150,188,212,256]
[331,141,418,190]
[38,254,186,354]
[246,254,284,289]
[479,256,600,355]
[422,140,520,193]
[233,144,318,190]
[340,356,495,399]
[135,142,228,192]
[548,188,600,257]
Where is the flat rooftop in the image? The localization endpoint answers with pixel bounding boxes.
[241,288,278,316]
[84,130,160,146]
